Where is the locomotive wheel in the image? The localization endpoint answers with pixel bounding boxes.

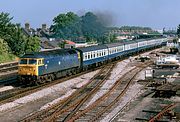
[71,70,76,75]
[34,77,45,85]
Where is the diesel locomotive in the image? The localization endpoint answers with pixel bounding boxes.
[18,37,167,85]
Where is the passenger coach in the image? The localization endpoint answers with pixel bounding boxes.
[77,45,108,69]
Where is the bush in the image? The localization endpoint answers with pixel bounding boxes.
[0,38,16,63]
[0,53,16,63]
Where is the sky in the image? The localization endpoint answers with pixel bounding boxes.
[0,0,179,29]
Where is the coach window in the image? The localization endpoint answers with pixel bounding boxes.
[94,51,97,58]
[93,52,96,58]
[91,52,93,58]
[88,53,90,59]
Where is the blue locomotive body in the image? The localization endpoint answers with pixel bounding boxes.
[37,49,80,75]
[18,49,80,84]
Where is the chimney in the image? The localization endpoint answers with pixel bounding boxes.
[25,23,30,30]
[42,24,47,30]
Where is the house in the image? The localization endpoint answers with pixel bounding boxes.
[22,23,36,37]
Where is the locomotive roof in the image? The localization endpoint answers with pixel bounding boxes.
[21,48,77,58]
[77,45,108,52]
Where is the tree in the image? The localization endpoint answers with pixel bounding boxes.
[0,38,9,55]
[0,12,16,43]
[51,12,82,40]
[81,12,106,42]
[0,38,16,63]
[177,24,180,38]
[99,33,117,44]
[24,36,40,53]
[0,12,40,56]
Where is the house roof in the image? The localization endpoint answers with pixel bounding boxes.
[64,40,76,45]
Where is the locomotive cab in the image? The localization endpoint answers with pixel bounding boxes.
[18,58,44,82]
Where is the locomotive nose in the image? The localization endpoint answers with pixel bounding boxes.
[18,66,37,76]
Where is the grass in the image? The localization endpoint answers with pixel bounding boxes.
[0,53,17,63]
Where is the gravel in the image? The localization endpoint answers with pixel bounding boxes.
[0,70,99,112]
[101,83,143,122]
[0,86,14,93]
[85,59,136,108]
[40,89,76,110]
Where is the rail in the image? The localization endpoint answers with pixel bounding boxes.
[20,63,115,122]
[67,62,151,122]
[148,103,177,122]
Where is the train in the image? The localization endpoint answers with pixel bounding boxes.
[18,37,167,85]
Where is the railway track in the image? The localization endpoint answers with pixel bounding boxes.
[21,61,151,122]
[148,103,177,122]
[0,76,17,86]
[0,63,108,106]
[0,62,18,74]
[20,63,116,122]
[0,62,18,85]
[65,62,151,122]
